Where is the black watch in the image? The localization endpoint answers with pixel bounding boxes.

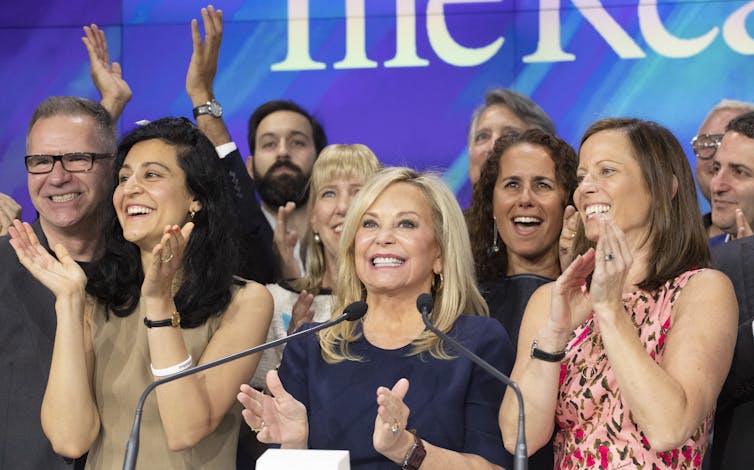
[192,99,223,119]
[530,340,566,362]
[143,312,181,328]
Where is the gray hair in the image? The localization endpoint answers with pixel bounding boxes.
[467,89,555,148]
[26,96,116,154]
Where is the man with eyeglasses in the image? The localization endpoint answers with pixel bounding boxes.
[0,25,130,469]
[691,100,754,244]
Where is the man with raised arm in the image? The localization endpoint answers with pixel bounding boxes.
[185,6,327,282]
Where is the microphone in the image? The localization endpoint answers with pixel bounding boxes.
[122,300,368,470]
[416,293,528,470]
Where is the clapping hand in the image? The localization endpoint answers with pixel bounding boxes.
[274,202,302,280]
[287,289,315,335]
[237,370,308,448]
[8,220,87,299]
[141,223,194,299]
[0,193,21,236]
[735,208,753,240]
[589,216,632,315]
[373,378,411,458]
[558,205,579,271]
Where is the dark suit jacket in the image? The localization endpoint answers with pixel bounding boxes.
[221,148,275,284]
[709,237,754,469]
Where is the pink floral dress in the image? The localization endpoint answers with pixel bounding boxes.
[553,269,711,469]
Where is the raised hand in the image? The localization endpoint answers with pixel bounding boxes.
[186,5,223,102]
[373,378,411,456]
[0,193,21,236]
[141,223,194,299]
[82,24,132,120]
[558,204,579,271]
[8,220,87,298]
[287,289,315,335]
[237,370,308,448]
[273,202,302,280]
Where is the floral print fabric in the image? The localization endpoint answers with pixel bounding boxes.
[553,269,711,469]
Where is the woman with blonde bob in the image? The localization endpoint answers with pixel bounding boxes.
[238,167,515,469]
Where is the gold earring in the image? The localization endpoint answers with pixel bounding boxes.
[189,209,196,221]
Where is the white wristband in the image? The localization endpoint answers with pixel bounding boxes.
[150,355,193,377]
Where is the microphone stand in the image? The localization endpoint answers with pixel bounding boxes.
[122,309,360,470]
[418,297,528,470]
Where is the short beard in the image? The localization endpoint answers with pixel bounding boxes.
[255,161,310,208]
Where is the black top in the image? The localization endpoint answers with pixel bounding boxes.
[0,220,83,469]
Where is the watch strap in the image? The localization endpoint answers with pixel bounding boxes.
[192,99,222,119]
[401,429,426,470]
[531,339,566,362]
[144,311,181,328]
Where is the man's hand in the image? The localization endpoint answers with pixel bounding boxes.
[186,5,223,104]
[735,208,754,240]
[0,193,21,236]
[82,24,132,121]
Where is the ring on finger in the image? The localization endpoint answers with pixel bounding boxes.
[160,252,174,263]
[391,421,400,435]
[605,252,615,262]
[250,419,266,433]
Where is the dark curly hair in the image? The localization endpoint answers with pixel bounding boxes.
[86,117,238,328]
[466,128,577,282]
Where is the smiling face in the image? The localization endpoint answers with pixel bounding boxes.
[354,182,442,298]
[493,143,567,273]
[575,129,652,246]
[711,130,754,235]
[469,104,527,184]
[27,114,112,235]
[113,139,201,251]
[311,174,366,268]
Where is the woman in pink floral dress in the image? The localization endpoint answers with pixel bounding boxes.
[499,118,738,469]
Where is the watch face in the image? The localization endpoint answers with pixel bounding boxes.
[207,100,223,117]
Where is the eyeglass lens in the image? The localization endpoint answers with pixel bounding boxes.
[691,134,723,160]
[26,153,95,174]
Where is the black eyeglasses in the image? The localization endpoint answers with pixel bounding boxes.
[690,134,723,160]
[25,152,113,174]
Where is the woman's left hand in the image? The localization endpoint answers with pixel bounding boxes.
[141,223,194,299]
[590,216,632,315]
[373,378,412,459]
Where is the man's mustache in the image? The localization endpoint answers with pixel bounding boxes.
[268,160,304,175]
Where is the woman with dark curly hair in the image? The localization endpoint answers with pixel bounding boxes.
[466,128,578,348]
[9,117,272,469]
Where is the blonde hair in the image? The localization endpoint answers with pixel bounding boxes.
[291,144,382,294]
[319,167,489,363]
